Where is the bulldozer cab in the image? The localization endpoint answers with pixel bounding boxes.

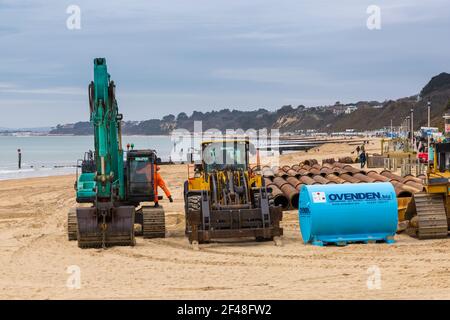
[434,142,450,173]
[424,142,450,193]
[202,140,249,174]
[126,149,160,203]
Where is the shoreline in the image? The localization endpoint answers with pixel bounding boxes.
[1,134,173,137]
[0,173,75,183]
[0,169,76,182]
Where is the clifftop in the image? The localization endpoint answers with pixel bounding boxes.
[50,72,450,135]
[420,72,450,97]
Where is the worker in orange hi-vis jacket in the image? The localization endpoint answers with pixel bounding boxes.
[137,164,173,206]
[155,165,173,203]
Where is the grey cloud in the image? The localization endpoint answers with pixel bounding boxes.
[0,0,449,127]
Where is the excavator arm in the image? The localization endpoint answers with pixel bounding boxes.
[89,58,125,200]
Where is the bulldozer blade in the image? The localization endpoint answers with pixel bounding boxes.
[76,206,136,248]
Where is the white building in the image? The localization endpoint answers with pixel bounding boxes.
[344,106,358,114]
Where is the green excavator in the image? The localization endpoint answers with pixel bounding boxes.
[67,58,166,248]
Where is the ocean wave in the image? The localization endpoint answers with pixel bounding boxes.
[0,168,35,174]
[0,167,75,181]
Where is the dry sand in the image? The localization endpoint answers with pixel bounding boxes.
[279,137,380,166]
[0,139,449,299]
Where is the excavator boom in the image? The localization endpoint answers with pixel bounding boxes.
[90,58,125,200]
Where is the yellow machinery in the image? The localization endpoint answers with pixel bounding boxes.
[407,142,450,239]
[183,139,283,244]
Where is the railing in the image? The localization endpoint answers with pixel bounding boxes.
[383,158,426,176]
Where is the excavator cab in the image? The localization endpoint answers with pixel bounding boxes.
[126,149,161,204]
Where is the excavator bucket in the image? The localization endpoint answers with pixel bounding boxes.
[76,206,136,248]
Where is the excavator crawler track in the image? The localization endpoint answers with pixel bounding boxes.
[67,208,77,241]
[413,193,449,239]
[142,205,166,239]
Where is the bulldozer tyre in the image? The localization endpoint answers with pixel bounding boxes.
[186,195,201,235]
[187,195,201,211]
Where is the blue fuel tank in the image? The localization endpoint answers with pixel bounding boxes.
[298,182,398,246]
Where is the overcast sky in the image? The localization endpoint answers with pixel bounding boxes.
[0,0,449,128]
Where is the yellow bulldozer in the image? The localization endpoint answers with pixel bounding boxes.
[407,142,450,239]
[183,139,283,245]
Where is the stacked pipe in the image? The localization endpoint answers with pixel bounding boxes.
[264,177,290,209]
[322,158,335,165]
[338,156,355,164]
[303,159,318,166]
[272,177,300,209]
[262,160,425,210]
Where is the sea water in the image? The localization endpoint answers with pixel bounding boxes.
[0,135,173,180]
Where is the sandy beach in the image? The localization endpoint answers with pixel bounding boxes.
[0,140,449,299]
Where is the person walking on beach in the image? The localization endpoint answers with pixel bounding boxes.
[17,149,22,169]
[359,150,367,169]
